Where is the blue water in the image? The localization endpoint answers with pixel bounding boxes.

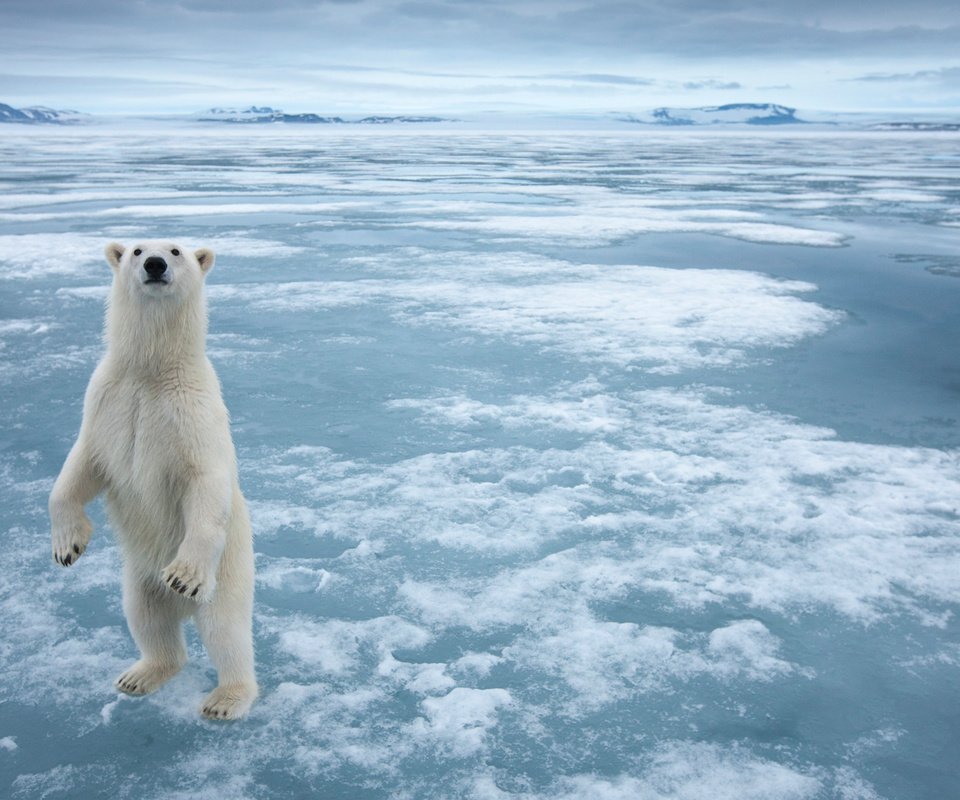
[1,126,958,799]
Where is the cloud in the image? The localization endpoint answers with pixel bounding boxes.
[4,1,960,61]
[2,0,960,111]
[848,66,960,83]
[515,73,657,86]
[683,80,743,90]
[0,73,230,95]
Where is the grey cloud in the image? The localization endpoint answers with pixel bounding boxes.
[394,1,474,20]
[3,0,960,113]
[0,0,360,13]
[512,73,656,87]
[849,67,960,83]
[563,74,656,87]
[0,73,227,93]
[3,0,959,60]
[542,5,960,59]
[683,80,742,90]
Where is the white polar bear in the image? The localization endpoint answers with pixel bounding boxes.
[49,240,257,720]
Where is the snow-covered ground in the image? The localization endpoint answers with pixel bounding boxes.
[1,125,958,799]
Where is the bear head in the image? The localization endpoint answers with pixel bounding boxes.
[105,241,215,304]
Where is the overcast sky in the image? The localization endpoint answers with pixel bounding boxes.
[1,0,959,115]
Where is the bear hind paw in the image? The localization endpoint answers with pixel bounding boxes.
[115,659,182,696]
[201,683,258,720]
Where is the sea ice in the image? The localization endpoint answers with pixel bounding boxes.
[1,125,957,799]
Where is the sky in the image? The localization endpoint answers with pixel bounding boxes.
[1,0,959,116]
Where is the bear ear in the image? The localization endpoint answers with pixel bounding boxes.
[105,242,125,270]
[194,248,215,274]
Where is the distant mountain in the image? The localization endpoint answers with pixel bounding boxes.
[6,101,954,131]
[867,121,960,132]
[196,107,456,124]
[356,115,453,124]
[197,107,345,124]
[0,103,87,124]
[618,103,805,126]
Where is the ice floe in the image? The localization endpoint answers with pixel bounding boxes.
[2,126,957,799]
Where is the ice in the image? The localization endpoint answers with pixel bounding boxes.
[408,687,514,757]
[0,232,111,279]
[208,251,843,372]
[706,620,800,680]
[0,201,372,223]
[408,206,848,247]
[1,126,959,799]
[275,615,431,677]
[0,232,305,280]
[504,618,802,713]
[525,741,824,800]
[864,190,946,203]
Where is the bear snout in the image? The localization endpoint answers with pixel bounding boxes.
[143,256,169,284]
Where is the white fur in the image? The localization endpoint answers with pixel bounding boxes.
[49,240,258,720]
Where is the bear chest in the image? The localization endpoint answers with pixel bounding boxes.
[89,378,206,495]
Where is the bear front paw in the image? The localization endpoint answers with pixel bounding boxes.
[51,516,93,567]
[161,558,215,602]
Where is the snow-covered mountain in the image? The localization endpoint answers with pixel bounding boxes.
[197,106,346,124]
[867,121,960,132]
[618,103,805,126]
[356,115,452,124]
[0,103,87,124]
[4,100,955,130]
[196,107,455,124]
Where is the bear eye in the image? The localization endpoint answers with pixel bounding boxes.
[133,248,142,256]
[171,249,180,256]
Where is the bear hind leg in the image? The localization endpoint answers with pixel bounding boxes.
[116,573,188,696]
[195,594,258,720]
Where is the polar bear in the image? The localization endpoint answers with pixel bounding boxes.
[49,241,257,720]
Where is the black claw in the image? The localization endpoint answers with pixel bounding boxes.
[64,554,73,566]
[73,544,81,554]
[178,584,187,594]
[191,586,199,597]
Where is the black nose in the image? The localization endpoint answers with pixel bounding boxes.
[143,256,167,280]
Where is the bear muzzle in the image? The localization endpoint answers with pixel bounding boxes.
[143,256,169,284]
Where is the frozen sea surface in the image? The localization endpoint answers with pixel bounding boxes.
[1,126,959,799]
